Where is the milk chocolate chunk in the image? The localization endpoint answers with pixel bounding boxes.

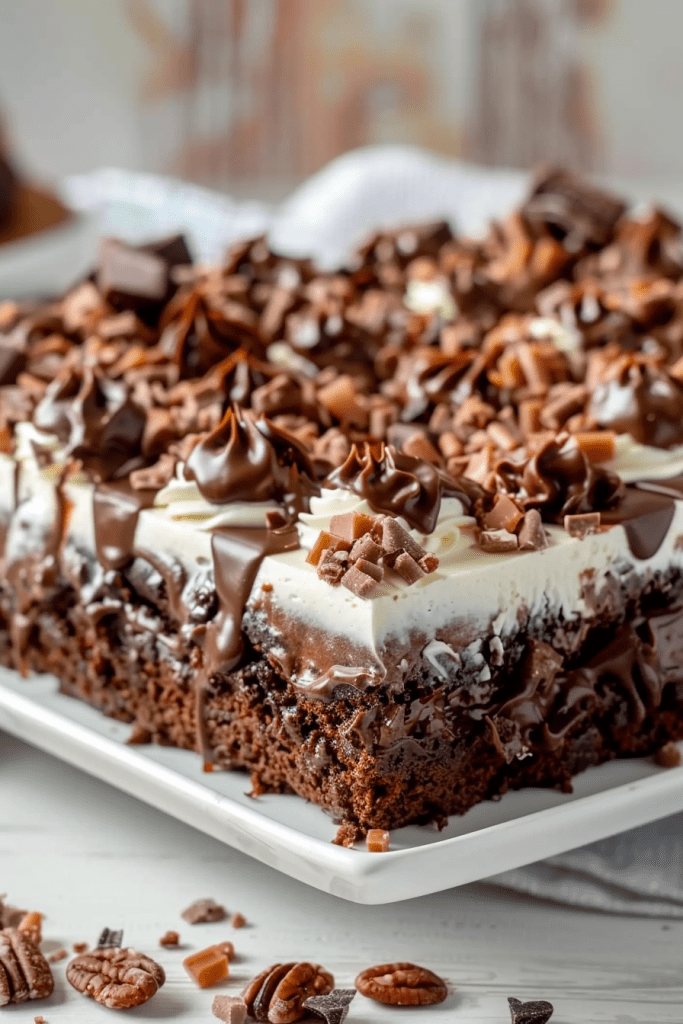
[97,238,170,319]
[518,509,548,551]
[181,897,226,924]
[479,528,518,553]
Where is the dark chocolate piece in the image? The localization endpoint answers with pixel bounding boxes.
[303,988,356,1024]
[508,996,554,1024]
[97,928,123,949]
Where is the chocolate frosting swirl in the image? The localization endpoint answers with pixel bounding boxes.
[588,356,683,449]
[34,368,146,480]
[326,440,474,533]
[494,435,623,522]
[184,405,318,509]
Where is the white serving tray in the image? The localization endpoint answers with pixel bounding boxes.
[2,667,683,905]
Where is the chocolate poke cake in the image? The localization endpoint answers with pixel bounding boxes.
[3,168,683,835]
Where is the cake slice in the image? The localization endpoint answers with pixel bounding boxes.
[3,171,683,835]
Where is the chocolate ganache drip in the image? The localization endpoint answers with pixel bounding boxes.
[184,404,319,511]
[326,440,475,533]
[493,434,623,522]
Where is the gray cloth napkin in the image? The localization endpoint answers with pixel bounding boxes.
[63,148,683,918]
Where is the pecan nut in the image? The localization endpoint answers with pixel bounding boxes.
[0,927,54,1006]
[242,962,335,1023]
[66,946,165,1009]
[354,962,448,1006]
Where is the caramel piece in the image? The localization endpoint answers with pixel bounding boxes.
[393,552,426,584]
[483,494,524,533]
[17,913,42,947]
[419,552,439,573]
[564,512,601,538]
[479,529,518,553]
[329,511,375,543]
[183,946,229,989]
[518,509,549,551]
[230,912,247,929]
[159,931,180,948]
[573,430,616,463]
[366,829,390,853]
[306,531,351,567]
[341,564,380,598]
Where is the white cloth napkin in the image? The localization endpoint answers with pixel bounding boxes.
[63,146,683,918]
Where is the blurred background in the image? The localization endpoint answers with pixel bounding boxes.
[0,0,679,201]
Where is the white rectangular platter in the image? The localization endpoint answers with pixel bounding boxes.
[2,666,683,905]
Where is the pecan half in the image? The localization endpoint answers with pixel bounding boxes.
[0,927,54,1006]
[243,962,335,1024]
[354,962,447,1006]
[66,947,165,1009]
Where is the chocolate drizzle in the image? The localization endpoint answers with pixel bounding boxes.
[326,441,474,533]
[92,481,157,571]
[199,523,299,759]
[602,486,675,560]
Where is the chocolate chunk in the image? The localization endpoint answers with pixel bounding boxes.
[508,996,554,1024]
[381,517,424,561]
[483,493,524,533]
[348,533,382,563]
[159,930,180,947]
[479,528,518,553]
[141,233,192,269]
[329,510,375,542]
[181,898,226,924]
[97,928,123,949]
[564,512,601,539]
[355,557,384,582]
[0,343,25,386]
[96,238,169,320]
[303,988,356,1024]
[393,551,426,584]
[317,548,350,586]
[341,563,380,598]
[523,167,625,249]
[518,509,549,551]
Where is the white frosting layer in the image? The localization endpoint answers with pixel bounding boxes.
[4,428,683,693]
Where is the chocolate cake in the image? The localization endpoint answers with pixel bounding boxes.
[3,169,683,835]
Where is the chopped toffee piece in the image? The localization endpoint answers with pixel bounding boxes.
[181,898,226,924]
[183,945,229,989]
[355,962,448,1006]
[564,511,601,538]
[67,947,165,1009]
[72,942,88,954]
[47,949,67,963]
[159,930,181,947]
[230,912,247,929]
[365,829,390,852]
[507,996,554,1024]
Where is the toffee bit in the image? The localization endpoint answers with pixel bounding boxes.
[230,912,247,929]
[159,930,181,947]
[183,945,230,988]
[366,829,390,853]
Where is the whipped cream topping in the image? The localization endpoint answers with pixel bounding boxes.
[404,278,456,319]
[154,461,277,529]
[606,433,683,483]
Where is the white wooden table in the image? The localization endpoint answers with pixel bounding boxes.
[2,729,682,1023]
